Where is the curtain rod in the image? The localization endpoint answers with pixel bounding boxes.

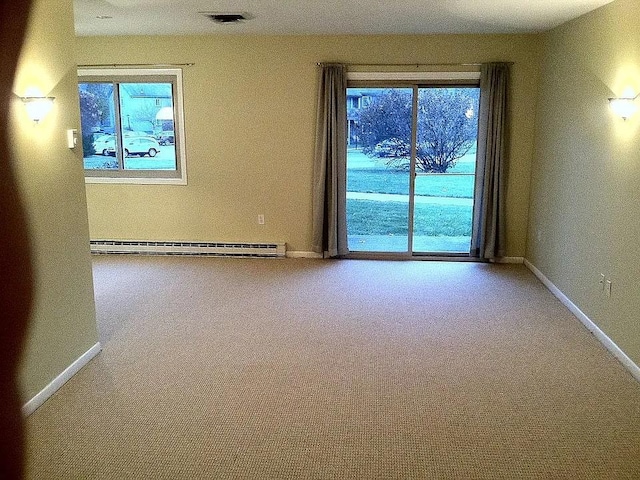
[315,62,514,67]
[317,62,477,67]
[77,63,195,68]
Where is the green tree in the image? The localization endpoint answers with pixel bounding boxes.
[79,90,99,156]
[358,89,412,157]
[357,88,479,173]
[81,83,111,126]
[79,90,100,132]
[133,100,160,131]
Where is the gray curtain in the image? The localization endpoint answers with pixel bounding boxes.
[312,64,348,257]
[471,63,510,260]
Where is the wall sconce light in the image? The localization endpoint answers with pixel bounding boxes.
[21,95,55,123]
[609,94,638,120]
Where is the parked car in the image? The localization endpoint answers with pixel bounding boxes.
[374,138,411,158]
[106,136,161,157]
[156,131,175,146]
[92,134,114,155]
[123,130,150,138]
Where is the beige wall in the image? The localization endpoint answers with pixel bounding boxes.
[77,34,540,256]
[12,0,98,401]
[527,0,640,362]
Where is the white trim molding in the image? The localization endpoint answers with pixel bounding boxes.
[79,67,188,185]
[494,256,524,264]
[22,342,102,417]
[285,251,323,259]
[524,259,640,383]
[347,71,481,81]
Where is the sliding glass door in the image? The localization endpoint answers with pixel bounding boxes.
[412,87,479,254]
[346,88,413,252]
[346,85,480,256]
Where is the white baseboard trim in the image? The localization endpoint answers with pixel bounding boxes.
[284,253,525,262]
[22,342,102,417]
[285,251,323,259]
[524,259,640,383]
[495,256,524,264]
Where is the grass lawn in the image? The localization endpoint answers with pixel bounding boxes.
[347,169,474,198]
[347,199,472,236]
[346,149,475,244]
[346,150,476,198]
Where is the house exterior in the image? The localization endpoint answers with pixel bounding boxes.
[119,83,173,134]
[347,88,376,147]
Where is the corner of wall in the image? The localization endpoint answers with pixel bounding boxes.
[13,0,99,404]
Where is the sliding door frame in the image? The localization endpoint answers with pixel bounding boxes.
[345,75,481,261]
[407,85,419,255]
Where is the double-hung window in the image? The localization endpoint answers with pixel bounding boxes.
[78,68,187,184]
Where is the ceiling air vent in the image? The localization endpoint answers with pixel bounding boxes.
[201,12,252,24]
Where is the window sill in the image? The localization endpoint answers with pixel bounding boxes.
[84,175,187,186]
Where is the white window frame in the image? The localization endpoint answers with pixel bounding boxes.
[78,68,188,185]
[346,71,481,82]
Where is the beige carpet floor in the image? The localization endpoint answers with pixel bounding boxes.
[25,257,640,479]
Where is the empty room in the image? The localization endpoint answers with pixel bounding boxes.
[4,0,640,478]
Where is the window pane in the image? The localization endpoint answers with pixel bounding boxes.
[413,87,480,253]
[347,87,413,252]
[79,82,117,170]
[118,83,176,171]
[79,68,186,183]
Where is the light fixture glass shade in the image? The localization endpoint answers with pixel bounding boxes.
[22,96,55,123]
[609,97,638,120]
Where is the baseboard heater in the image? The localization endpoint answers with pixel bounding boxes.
[90,240,286,258]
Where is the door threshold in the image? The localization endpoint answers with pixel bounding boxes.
[343,252,480,262]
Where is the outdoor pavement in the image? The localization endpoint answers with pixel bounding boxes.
[346,191,473,206]
[348,235,471,253]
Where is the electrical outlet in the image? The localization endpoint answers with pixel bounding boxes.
[599,274,606,291]
[257,214,265,225]
[605,280,612,297]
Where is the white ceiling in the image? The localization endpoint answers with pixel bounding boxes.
[74,0,614,36]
